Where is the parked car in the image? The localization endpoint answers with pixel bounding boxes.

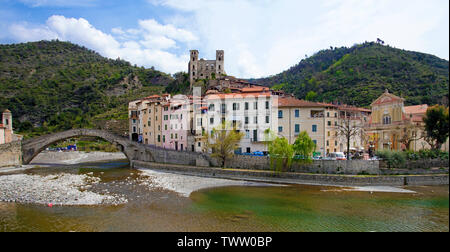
[252,151,265,156]
[312,156,322,160]
[327,152,347,160]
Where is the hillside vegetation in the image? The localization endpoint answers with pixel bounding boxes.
[250,42,449,107]
[0,40,172,137]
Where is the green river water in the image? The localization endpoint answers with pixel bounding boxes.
[0,160,448,232]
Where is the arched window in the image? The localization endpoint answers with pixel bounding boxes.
[383,115,391,125]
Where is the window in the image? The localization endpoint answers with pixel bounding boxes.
[254,116,258,124]
[162,135,165,142]
[175,133,178,139]
[295,124,300,133]
[334,113,337,118]
[245,102,249,110]
[198,142,201,147]
[312,125,317,132]
[313,140,317,145]
[328,121,331,126]
[148,121,151,127]
[233,103,239,111]
[245,117,249,124]
[245,130,250,139]
[278,110,283,119]
[209,104,215,111]
[210,117,214,124]
[158,135,161,142]
[327,112,330,117]
[221,104,226,113]
[383,115,392,125]
[295,110,300,118]
[165,125,168,130]
[164,115,168,121]
[133,126,136,133]
[278,126,283,133]
[254,102,258,110]
[266,116,270,124]
[171,133,173,139]
[132,119,136,124]
[327,140,329,146]
[246,147,251,153]
[265,101,269,109]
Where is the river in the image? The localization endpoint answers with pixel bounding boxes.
[0,159,448,232]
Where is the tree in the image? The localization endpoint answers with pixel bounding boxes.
[398,124,424,151]
[292,131,316,163]
[203,121,244,167]
[267,137,294,172]
[305,91,318,102]
[423,105,449,150]
[335,110,365,160]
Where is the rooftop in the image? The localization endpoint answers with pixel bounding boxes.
[278,97,325,108]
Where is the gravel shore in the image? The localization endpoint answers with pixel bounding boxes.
[139,169,278,197]
[0,173,127,206]
[31,151,127,165]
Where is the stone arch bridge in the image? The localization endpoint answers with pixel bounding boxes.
[21,129,213,167]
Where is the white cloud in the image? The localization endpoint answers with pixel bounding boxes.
[150,0,449,78]
[8,15,194,74]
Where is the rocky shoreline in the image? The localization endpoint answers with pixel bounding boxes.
[30,151,127,165]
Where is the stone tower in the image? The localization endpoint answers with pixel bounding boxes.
[189,50,199,87]
[215,50,224,75]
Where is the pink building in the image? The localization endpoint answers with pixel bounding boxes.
[161,95,191,151]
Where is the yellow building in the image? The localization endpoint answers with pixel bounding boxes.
[277,97,327,156]
[366,90,430,152]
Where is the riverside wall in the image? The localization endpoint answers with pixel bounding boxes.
[226,155,380,175]
[133,161,449,187]
[0,141,22,167]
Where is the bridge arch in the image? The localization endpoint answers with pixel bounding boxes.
[21,129,151,165]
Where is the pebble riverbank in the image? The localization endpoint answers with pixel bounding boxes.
[0,173,128,206]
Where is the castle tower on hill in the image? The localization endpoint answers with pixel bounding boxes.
[189,50,225,89]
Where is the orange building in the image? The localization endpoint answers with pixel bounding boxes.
[365,90,430,152]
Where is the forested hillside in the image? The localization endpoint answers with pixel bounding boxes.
[0,40,173,137]
[249,42,449,107]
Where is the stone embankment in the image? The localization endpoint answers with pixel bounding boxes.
[133,161,449,187]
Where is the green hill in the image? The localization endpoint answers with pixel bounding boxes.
[0,40,173,137]
[249,42,449,107]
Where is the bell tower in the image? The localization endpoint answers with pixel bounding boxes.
[2,109,12,131]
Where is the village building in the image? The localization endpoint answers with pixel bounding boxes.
[365,90,431,152]
[202,87,277,154]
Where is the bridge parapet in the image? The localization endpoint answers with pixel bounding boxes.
[20,129,213,167]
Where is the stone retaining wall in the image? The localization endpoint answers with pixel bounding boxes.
[133,161,449,187]
[380,159,449,169]
[225,155,380,175]
[0,141,22,167]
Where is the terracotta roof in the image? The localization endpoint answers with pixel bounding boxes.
[404,104,428,115]
[241,87,269,93]
[143,95,161,100]
[370,91,404,106]
[206,93,271,99]
[0,124,4,128]
[3,109,11,113]
[278,97,325,107]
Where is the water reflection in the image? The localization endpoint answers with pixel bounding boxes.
[0,160,448,232]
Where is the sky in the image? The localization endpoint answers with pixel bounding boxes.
[0,0,448,78]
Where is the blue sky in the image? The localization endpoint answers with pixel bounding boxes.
[1,0,449,78]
